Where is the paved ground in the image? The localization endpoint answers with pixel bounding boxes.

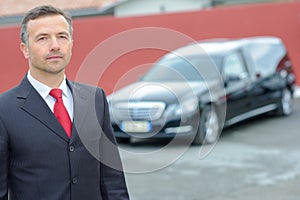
[120,98,300,200]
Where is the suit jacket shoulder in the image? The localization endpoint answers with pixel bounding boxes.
[0,77,34,115]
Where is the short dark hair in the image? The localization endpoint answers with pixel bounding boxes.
[20,5,73,44]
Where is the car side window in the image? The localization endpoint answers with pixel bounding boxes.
[223,52,248,82]
[248,43,285,77]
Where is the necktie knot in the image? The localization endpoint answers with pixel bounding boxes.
[50,88,62,99]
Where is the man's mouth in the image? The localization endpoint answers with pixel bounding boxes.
[47,56,62,59]
[46,55,63,61]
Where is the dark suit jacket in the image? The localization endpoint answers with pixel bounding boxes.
[0,77,129,200]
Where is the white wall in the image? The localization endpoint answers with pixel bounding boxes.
[114,0,212,17]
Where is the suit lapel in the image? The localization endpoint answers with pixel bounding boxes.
[18,78,103,144]
[68,81,102,158]
[18,77,70,142]
[67,81,83,142]
[68,81,89,141]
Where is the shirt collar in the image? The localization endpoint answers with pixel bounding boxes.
[27,71,70,100]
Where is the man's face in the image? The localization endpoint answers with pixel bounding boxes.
[20,14,73,77]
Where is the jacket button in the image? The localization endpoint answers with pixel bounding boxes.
[72,178,77,184]
[69,145,75,152]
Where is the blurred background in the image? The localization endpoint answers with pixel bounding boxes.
[1,1,300,199]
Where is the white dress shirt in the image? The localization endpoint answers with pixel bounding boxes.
[27,71,74,121]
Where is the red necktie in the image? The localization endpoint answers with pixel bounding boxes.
[49,89,72,138]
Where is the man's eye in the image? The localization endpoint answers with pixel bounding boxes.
[59,35,68,39]
[38,37,47,41]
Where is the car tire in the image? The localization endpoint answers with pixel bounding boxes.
[276,88,293,116]
[193,105,220,145]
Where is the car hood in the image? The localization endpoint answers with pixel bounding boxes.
[109,81,216,104]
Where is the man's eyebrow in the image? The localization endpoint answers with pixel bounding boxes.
[34,32,70,38]
[35,33,48,39]
[57,31,70,36]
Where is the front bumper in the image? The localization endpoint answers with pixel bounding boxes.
[112,115,198,139]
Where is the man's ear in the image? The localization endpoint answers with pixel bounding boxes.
[20,42,29,59]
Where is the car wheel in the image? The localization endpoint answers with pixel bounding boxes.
[193,105,220,145]
[277,88,293,116]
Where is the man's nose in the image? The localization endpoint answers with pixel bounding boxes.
[49,38,60,51]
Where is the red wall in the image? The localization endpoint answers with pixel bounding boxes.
[1,1,300,94]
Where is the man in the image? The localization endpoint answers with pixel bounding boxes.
[0,5,129,200]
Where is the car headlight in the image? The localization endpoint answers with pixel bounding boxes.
[173,97,199,116]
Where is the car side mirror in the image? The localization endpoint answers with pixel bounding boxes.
[224,74,241,87]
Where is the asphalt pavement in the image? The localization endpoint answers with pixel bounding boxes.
[120,97,300,200]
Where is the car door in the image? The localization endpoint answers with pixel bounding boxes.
[222,51,252,121]
[246,42,287,110]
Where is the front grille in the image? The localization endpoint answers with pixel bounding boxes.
[113,102,166,121]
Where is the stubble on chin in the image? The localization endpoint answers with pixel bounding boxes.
[30,62,67,78]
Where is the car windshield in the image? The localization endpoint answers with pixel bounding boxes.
[142,54,222,82]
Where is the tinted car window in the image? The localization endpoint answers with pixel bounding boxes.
[248,43,285,77]
[142,55,222,82]
[222,52,248,80]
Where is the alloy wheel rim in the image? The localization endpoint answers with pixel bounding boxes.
[205,109,219,143]
[282,89,292,115]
